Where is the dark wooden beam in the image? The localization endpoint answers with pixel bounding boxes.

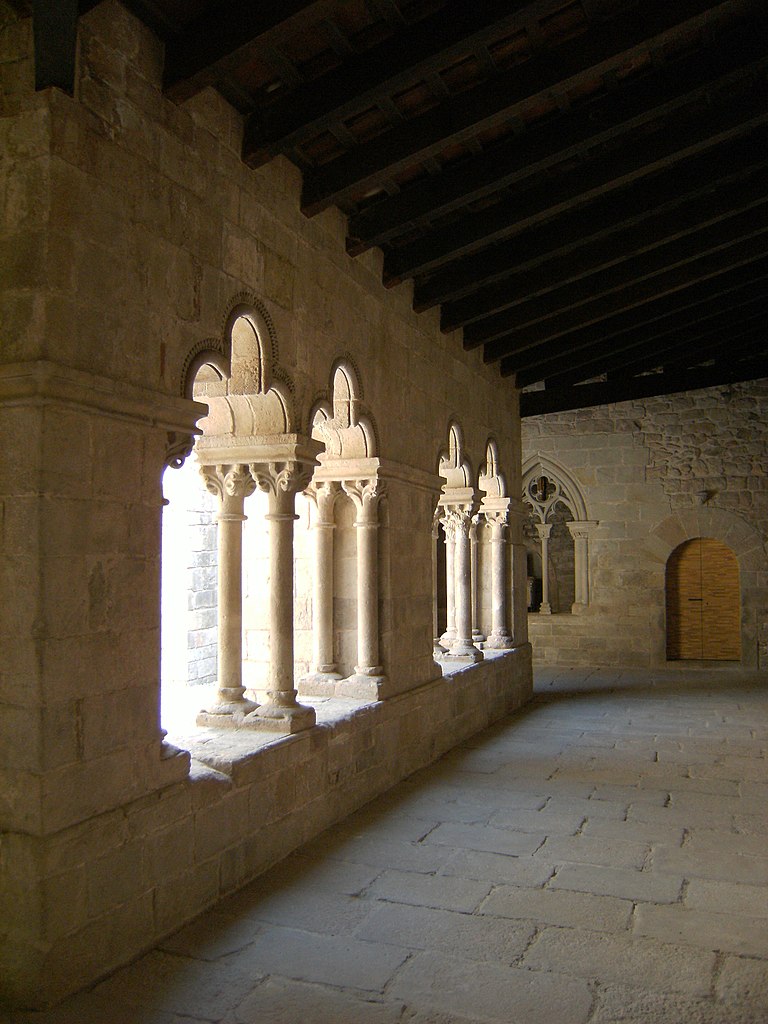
[503,263,768,384]
[384,84,768,282]
[79,0,180,38]
[446,171,768,336]
[519,356,768,416]
[545,303,768,389]
[33,0,78,94]
[348,25,768,256]
[459,201,768,344]
[242,0,563,167]
[514,285,768,385]
[163,1,330,102]
[415,138,768,310]
[299,0,740,214]
[467,223,768,354]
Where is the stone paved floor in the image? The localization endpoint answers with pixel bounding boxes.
[7,666,768,1024]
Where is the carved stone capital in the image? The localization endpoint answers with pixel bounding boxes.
[305,479,340,524]
[200,464,257,514]
[484,511,509,540]
[164,430,195,470]
[534,522,553,541]
[442,505,474,538]
[566,519,599,541]
[342,478,385,524]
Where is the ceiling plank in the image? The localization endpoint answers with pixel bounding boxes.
[242,0,565,167]
[465,220,768,350]
[446,170,768,335]
[348,25,768,255]
[519,356,768,416]
[502,263,768,383]
[299,0,741,214]
[414,139,768,310]
[545,303,768,389]
[384,85,768,281]
[163,1,331,102]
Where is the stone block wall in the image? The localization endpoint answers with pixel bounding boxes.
[0,2,530,1008]
[522,381,768,668]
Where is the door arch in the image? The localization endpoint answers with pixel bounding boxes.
[666,538,741,661]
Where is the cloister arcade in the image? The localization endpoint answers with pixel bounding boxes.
[160,303,529,738]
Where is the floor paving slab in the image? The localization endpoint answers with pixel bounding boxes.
[716,955,768,1015]
[422,821,545,857]
[590,984,764,1024]
[479,884,633,932]
[224,977,405,1024]
[365,869,492,913]
[355,901,535,963]
[387,951,594,1024]
[522,926,717,996]
[437,848,555,887]
[684,877,768,917]
[534,834,650,869]
[226,925,410,992]
[548,862,683,903]
[633,903,768,956]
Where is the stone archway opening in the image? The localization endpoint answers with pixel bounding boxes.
[161,359,225,732]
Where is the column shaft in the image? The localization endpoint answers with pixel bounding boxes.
[486,516,512,648]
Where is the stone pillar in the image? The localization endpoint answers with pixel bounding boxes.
[566,520,598,614]
[440,518,457,649]
[443,508,483,663]
[535,521,553,615]
[244,461,316,733]
[508,501,530,644]
[484,511,513,649]
[470,517,486,644]
[342,478,386,683]
[197,464,258,724]
[302,481,342,689]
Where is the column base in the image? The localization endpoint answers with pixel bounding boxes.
[242,702,317,733]
[570,602,588,615]
[439,631,456,648]
[196,698,260,727]
[472,630,487,644]
[433,639,448,658]
[441,642,483,664]
[298,671,343,697]
[538,602,552,615]
[337,673,387,699]
[484,632,514,650]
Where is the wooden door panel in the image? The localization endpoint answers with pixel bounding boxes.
[666,538,740,661]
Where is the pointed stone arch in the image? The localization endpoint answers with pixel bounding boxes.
[522,453,597,615]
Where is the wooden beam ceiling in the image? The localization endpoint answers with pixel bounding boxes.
[69,0,768,412]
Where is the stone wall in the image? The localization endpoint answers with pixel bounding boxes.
[522,381,768,668]
[0,2,530,1008]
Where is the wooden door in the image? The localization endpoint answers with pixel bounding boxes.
[666,538,741,660]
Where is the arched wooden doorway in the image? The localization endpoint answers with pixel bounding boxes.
[666,538,741,661]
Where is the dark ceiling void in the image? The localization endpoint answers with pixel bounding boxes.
[71,0,768,413]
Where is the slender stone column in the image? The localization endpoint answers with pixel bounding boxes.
[439,518,457,649]
[566,520,598,614]
[484,511,513,649]
[470,517,486,644]
[443,508,482,663]
[535,522,553,615]
[302,481,342,688]
[197,464,258,723]
[243,461,316,733]
[342,478,386,680]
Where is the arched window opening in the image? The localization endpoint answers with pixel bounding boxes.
[161,362,221,733]
[666,538,741,661]
[522,456,596,616]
